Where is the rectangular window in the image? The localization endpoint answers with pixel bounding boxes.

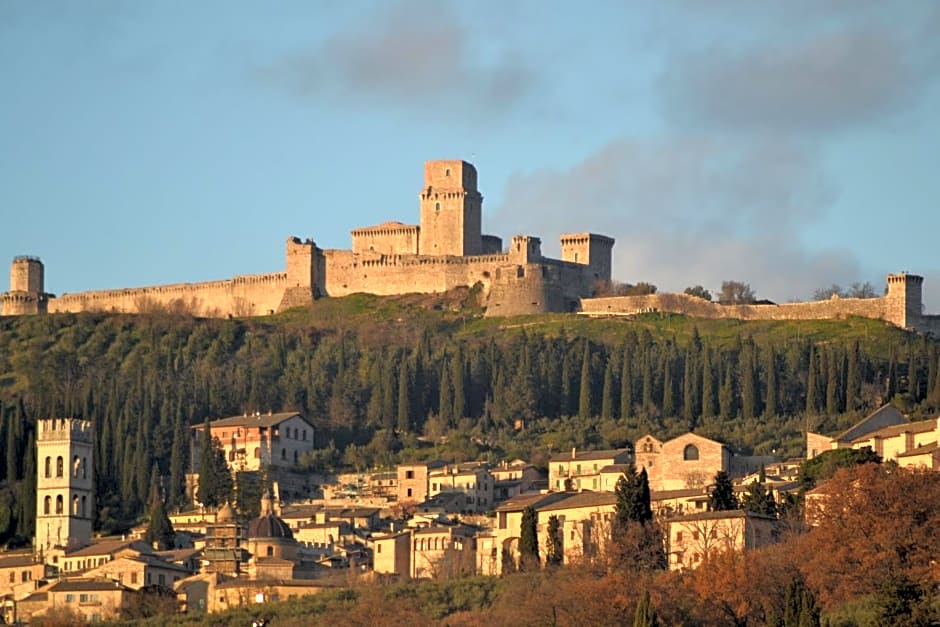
[66,594,75,603]
[79,594,88,603]
[676,531,683,542]
[131,572,138,584]
[405,470,414,479]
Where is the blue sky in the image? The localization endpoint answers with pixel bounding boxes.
[2,1,939,309]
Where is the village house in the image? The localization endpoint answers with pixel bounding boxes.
[665,510,777,571]
[428,464,495,513]
[17,578,136,623]
[397,460,448,505]
[549,448,631,492]
[0,553,47,601]
[191,411,316,473]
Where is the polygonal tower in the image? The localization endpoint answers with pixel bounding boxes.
[1,256,48,315]
[35,418,94,554]
[418,160,483,257]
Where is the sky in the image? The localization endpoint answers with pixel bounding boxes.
[2,1,939,309]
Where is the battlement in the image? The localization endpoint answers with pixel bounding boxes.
[37,418,94,443]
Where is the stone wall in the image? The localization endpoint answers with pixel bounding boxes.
[47,272,288,318]
[580,292,889,323]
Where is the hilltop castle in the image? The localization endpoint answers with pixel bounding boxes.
[2,159,938,335]
[1,160,613,318]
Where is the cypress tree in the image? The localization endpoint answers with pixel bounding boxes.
[661,350,675,418]
[397,358,411,433]
[452,350,466,421]
[519,505,539,570]
[741,343,758,420]
[702,348,716,419]
[168,412,186,510]
[825,348,840,415]
[144,464,175,550]
[546,514,563,566]
[719,364,736,419]
[709,470,737,511]
[578,341,592,420]
[633,590,659,627]
[601,361,614,420]
[765,347,778,418]
[845,340,860,411]
[620,347,634,420]
[641,349,654,415]
[438,360,453,426]
[806,345,819,414]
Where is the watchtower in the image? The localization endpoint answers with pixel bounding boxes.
[35,418,94,554]
[1,256,48,315]
[885,273,924,330]
[560,233,615,283]
[419,160,483,256]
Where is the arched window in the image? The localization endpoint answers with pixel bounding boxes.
[55,495,63,514]
[281,448,287,461]
[683,444,700,461]
[254,447,261,459]
[294,450,298,463]
[72,495,79,515]
[44,457,51,478]
[43,496,51,515]
[82,458,87,479]
[266,546,274,557]
[81,496,87,517]
[435,202,441,211]
[56,457,64,478]
[73,456,81,478]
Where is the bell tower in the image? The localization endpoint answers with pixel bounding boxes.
[418,160,483,256]
[35,418,94,554]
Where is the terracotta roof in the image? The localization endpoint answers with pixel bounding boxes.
[494,492,569,512]
[50,578,131,592]
[651,488,708,500]
[599,464,634,473]
[548,448,631,463]
[666,510,775,522]
[897,441,940,458]
[0,554,40,568]
[200,412,310,429]
[64,539,151,558]
[538,492,617,512]
[247,514,294,540]
[850,418,937,444]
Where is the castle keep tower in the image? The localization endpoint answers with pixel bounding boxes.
[1,256,49,315]
[419,160,483,256]
[885,273,924,330]
[560,233,615,283]
[35,418,94,554]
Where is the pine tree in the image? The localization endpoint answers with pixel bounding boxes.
[709,470,737,511]
[519,505,539,570]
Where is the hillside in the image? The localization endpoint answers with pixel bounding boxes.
[0,291,937,542]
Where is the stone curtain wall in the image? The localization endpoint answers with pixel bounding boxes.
[47,272,289,318]
[580,292,889,323]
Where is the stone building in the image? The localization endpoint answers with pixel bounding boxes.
[635,433,731,492]
[35,418,94,555]
[191,412,315,473]
[1,160,614,319]
[548,448,632,492]
[665,510,777,571]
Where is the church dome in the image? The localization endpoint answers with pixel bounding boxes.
[247,513,294,540]
[217,502,236,523]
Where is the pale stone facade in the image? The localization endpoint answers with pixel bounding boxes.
[665,511,776,571]
[548,448,631,492]
[35,418,94,555]
[635,433,731,492]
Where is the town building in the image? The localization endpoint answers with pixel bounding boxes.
[665,510,777,571]
[191,411,316,473]
[35,418,94,555]
[548,448,631,492]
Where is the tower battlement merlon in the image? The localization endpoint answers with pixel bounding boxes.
[419,160,483,257]
[37,417,94,443]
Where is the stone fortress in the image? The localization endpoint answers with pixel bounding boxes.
[1,158,939,335]
[1,160,613,319]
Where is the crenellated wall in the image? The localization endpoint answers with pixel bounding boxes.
[47,272,288,318]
